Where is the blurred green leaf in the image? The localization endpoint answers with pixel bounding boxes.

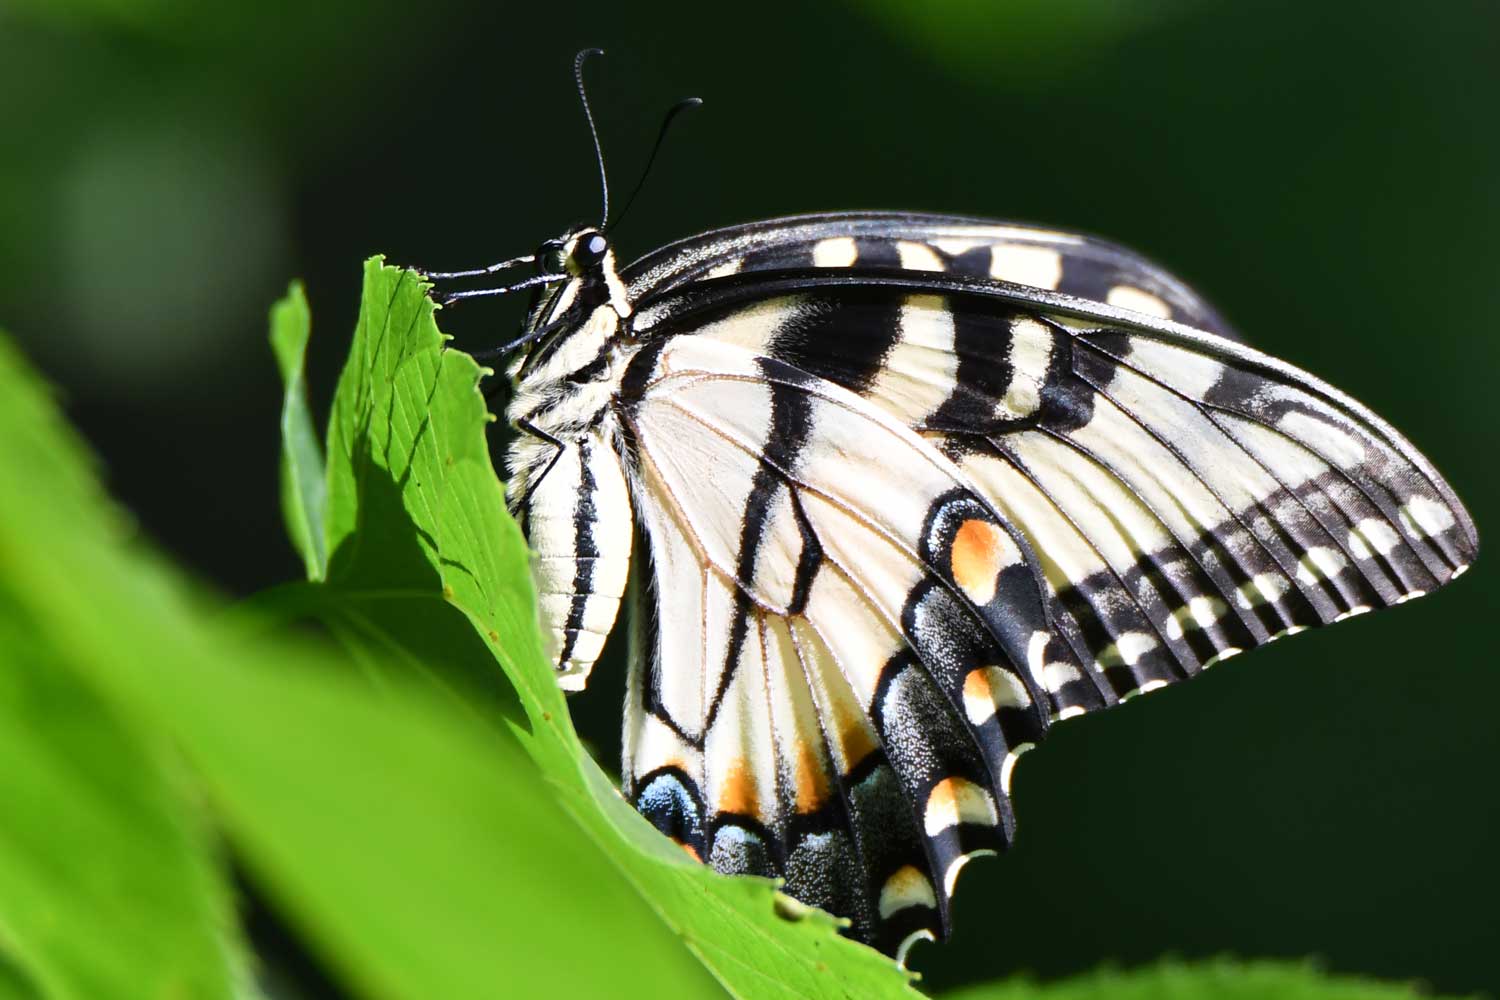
[0,342,247,1000]
[0,330,725,997]
[302,258,923,999]
[943,958,1461,999]
[270,281,327,580]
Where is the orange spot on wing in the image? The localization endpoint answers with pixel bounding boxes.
[951,519,1005,604]
[793,740,829,814]
[673,838,702,862]
[838,714,879,774]
[963,668,995,706]
[718,758,760,818]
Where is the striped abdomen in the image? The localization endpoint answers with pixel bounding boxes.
[521,428,633,690]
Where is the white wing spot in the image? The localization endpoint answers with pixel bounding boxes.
[1296,546,1349,585]
[942,849,996,897]
[998,317,1053,419]
[895,929,936,968]
[1400,496,1456,538]
[1202,646,1243,668]
[1236,573,1289,609]
[1041,661,1081,694]
[1165,596,1228,639]
[1122,679,1170,702]
[1348,519,1400,560]
[1026,631,1050,676]
[812,236,857,268]
[1333,606,1372,622]
[1000,744,1034,795]
[1106,284,1171,318]
[1097,630,1159,669]
[896,240,945,272]
[693,296,807,356]
[1117,336,1226,399]
[989,245,1063,290]
[704,258,743,279]
[931,236,987,256]
[878,865,937,919]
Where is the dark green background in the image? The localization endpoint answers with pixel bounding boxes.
[2,1,1494,996]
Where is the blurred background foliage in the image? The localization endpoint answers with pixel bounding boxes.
[0,0,1495,996]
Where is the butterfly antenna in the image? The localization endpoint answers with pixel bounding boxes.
[575,48,610,227]
[608,97,703,234]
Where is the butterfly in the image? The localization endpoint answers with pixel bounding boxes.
[427,52,1477,962]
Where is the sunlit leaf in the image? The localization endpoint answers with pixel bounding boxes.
[302,259,922,999]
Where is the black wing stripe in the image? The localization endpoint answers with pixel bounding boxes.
[1021,428,1259,669]
[1084,330,1460,593]
[1068,343,1346,624]
[781,616,942,948]
[968,434,1210,691]
[813,520,1020,836]
[1209,410,1444,595]
[1044,401,1271,648]
[1063,334,1393,621]
[1202,408,1421,602]
[764,613,882,942]
[1062,363,1354,633]
[1092,328,1474,568]
[1208,405,1459,587]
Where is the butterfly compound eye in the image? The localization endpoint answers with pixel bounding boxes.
[534,243,567,274]
[571,232,609,269]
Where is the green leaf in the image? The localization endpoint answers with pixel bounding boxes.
[0,330,723,997]
[114,620,728,999]
[300,258,922,999]
[270,281,328,580]
[942,959,1463,1000]
[0,342,247,1000]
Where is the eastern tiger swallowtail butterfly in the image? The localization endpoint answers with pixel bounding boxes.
[426,52,1477,963]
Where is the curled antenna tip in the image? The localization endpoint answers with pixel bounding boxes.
[607,95,705,232]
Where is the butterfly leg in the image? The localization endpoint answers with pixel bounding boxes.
[513,416,567,509]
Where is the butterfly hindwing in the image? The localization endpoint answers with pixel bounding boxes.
[620,335,1063,956]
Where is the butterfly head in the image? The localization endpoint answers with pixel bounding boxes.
[529,225,632,322]
[537,227,608,278]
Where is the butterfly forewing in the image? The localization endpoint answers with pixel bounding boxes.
[625,211,1239,338]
